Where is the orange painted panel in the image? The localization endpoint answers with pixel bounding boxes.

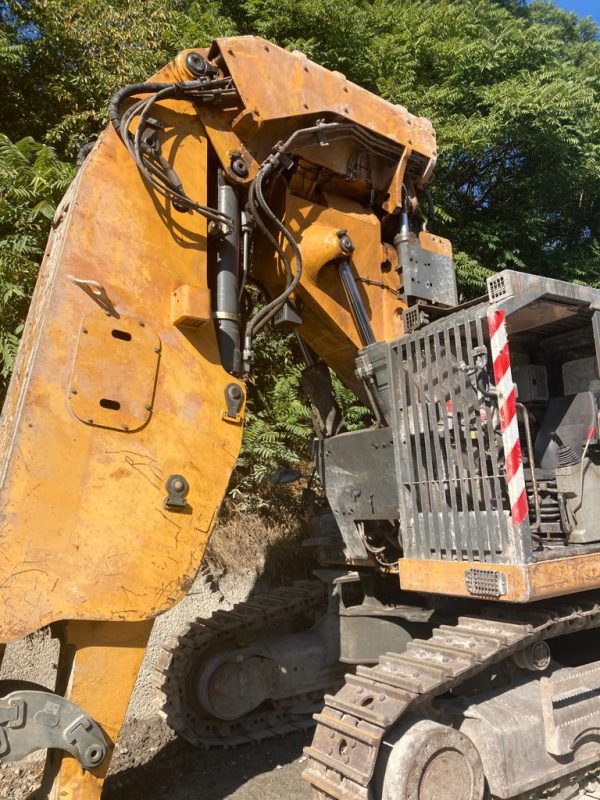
[0,61,244,642]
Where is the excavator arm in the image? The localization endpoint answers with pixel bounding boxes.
[0,37,446,798]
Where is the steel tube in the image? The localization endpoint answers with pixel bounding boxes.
[337,259,375,346]
[216,171,241,374]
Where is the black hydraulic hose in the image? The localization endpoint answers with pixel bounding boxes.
[241,119,400,370]
[424,189,435,227]
[109,81,188,132]
[108,78,234,132]
[248,178,292,286]
[109,78,234,228]
[242,164,304,369]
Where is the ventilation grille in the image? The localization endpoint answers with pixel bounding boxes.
[403,306,422,335]
[487,273,512,303]
[465,568,507,597]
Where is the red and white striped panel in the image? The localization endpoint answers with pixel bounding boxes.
[487,308,528,525]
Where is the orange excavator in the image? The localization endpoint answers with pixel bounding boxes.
[3,36,600,800]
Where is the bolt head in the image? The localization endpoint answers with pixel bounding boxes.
[230,156,249,178]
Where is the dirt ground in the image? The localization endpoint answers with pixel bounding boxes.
[0,717,312,799]
[106,719,312,800]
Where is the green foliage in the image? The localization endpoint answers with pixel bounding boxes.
[367,0,600,289]
[0,135,74,390]
[231,328,369,510]
[0,0,234,155]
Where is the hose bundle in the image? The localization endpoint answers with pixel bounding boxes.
[108,77,238,230]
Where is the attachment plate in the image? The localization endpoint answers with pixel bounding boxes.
[69,310,160,431]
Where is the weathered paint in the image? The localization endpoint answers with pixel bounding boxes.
[0,56,245,643]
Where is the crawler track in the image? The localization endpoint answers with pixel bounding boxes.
[303,593,600,800]
[157,579,335,747]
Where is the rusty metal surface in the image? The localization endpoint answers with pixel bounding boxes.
[398,551,600,603]
[208,37,436,173]
[68,311,160,431]
[45,620,152,800]
[0,56,245,642]
[253,191,407,396]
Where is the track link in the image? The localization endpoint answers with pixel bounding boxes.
[303,594,600,800]
[156,578,331,747]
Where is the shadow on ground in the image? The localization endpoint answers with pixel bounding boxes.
[104,723,312,800]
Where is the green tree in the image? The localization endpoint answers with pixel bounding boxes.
[221,0,600,291]
[0,135,74,392]
[0,0,235,155]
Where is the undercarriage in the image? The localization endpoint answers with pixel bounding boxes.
[159,579,600,799]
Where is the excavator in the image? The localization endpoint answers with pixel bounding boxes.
[2,34,600,800]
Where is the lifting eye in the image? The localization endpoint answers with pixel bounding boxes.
[111,329,132,341]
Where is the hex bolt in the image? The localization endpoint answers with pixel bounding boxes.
[81,328,88,334]
[145,403,153,411]
[87,418,93,424]
[139,321,145,327]
[154,347,161,354]
[70,387,77,395]
[122,424,129,431]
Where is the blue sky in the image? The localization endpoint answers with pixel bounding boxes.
[554,0,600,23]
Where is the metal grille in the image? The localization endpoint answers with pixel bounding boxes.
[389,305,523,564]
[403,306,422,335]
[487,274,512,302]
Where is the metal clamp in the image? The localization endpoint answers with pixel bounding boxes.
[0,689,107,769]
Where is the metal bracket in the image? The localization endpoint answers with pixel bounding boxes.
[222,383,244,424]
[0,698,24,730]
[0,689,107,769]
[163,474,190,510]
[69,276,118,318]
